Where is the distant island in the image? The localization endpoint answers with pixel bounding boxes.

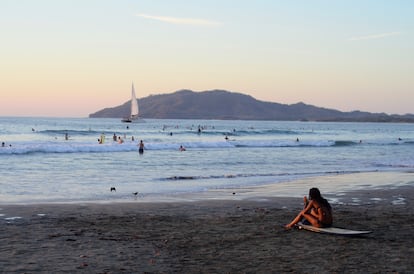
[89,89,414,122]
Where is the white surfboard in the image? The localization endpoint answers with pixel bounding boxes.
[297,222,372,235]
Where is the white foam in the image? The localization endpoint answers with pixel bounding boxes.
[4,216,22,220]
[327,198,342,205]
[392,197,406,205]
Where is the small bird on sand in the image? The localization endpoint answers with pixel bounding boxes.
[110,187,116,192]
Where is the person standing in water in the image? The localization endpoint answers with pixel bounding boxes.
[285,187,333,229]
[138,140,144,154]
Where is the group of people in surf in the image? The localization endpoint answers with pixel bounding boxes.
[112,133,135,144]
[95,132,187,154]
[1,142,11,147]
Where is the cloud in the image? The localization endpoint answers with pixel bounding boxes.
[137,14,221,27]
[349,32,401,41]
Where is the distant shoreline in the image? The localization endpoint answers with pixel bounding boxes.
[1,116,414,123]
[88,90,414,122]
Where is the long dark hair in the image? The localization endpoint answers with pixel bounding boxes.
[309,188,331,209]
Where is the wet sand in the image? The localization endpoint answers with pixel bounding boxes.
[1,183,414,273]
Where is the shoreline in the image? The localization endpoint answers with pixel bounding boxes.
[1,170,413,206]
[1,182,413,219]
[1,196,413,273]
[1,179,414,272]
[1,171,414,272]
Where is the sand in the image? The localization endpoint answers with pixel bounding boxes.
[1,182,414,273]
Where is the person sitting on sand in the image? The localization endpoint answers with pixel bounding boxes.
[285,187,332,229]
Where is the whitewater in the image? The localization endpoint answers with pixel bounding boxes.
[0,117,413,204]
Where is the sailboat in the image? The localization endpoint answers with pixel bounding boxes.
[121,83,141,123]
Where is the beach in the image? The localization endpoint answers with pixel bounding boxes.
[1,175,413,273]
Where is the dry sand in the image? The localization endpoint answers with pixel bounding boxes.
[1,186,413,273]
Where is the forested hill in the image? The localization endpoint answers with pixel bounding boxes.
[89,89,414,122]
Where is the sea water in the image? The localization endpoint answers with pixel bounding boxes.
[0,117,413,204]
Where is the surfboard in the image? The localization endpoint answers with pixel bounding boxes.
[297,222,372,235]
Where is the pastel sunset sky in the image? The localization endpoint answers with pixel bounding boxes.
[1,0,413,117]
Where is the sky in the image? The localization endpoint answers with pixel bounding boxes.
[1,0,413,117]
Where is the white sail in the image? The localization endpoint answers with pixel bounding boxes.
[122,83,142,123]
[130,83,139,119]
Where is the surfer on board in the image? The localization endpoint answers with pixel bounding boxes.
[285,187,333,229]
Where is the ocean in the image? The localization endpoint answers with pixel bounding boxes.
[0,117,413,204]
